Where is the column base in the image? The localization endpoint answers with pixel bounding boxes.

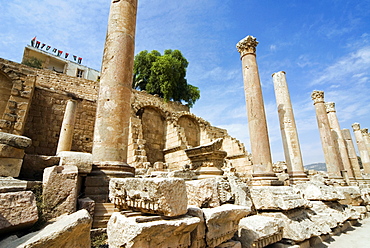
[289,171,309,185]
[251,172,283,186]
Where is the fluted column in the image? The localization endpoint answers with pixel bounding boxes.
[352,123,370,174]
[311,91,342,179]
[342,128,362,179]
[236,36,278,185]
[325,102,354,179]
[272,71,307,183]
[56,99,77,154]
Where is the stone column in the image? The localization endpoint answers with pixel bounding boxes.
[236,36,278,185]
[325,102,354,179]
[342,128,362,179]
[86,0,137,204]
[311,91,342,179]
[352,123,370,174]
[56,100,77,154]
[272,71,307,183]
[361,128,370,155]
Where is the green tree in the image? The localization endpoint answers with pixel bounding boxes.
[22,56,43,69]
[133,49,200,107]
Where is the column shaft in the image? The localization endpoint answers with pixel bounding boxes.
[361,128,370,155]
[342,128,362,179]
[352,123,370,174]
[272,71,307,182]
[56,100,77,154]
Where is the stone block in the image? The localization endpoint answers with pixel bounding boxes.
[294,182,345,201]
[360,187,370,204]
[250,186,309,210]
[216,240,242,248]
[43,165,78,219]
[4,209,92,248]
[107,212,200,248]
[78,197,95,218]
[187,207,206,248]
[57,151,92,174]
[20,154,60,180]
[0,177,28,193]
[186,178,220,208]
[0,144,24,158]
[0,158,23,177]
[308,201,350,228]
[203,204,251,248]
[337,186,363,206]
[109,178,188,217]
[236,215,284,248]
[0,132,32,149]
[0,191,38,234]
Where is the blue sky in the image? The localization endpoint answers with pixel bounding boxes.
[1,0,370,165]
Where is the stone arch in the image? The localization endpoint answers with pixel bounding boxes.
[132,100,169,119]
[0,71,13,119]
[177,114,201,148]
[137,106,166,164]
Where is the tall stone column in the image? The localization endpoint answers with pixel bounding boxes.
[236,36,278,185]
[56,99,77,154]
[86,0,137,203]
[311,91,342,179]
[352,123,370,174]
[272,71,307,183]
[342,128,362,179]
[361,128,370,155]
[325,102,354,179]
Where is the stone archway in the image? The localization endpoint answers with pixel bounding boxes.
[0,71,12,118]
[178,115,200,147]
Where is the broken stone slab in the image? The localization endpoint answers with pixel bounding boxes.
[3,209,92,248]
[250,186,309,210]
[43,165,78,219]
[294,181,345,201]
[203,204,252,248]
[0,177,28,193]
[186,178,220,208]
[57,151,92,174]
[0,158,23,177]
[187,207,206,248]
[20,154,60,181]
[0,144,24,158]
[110,177,188,217]
[235,215,284,248]
[0,191,38,235]
[107,212,200,248]
[308,201,348,229]
[336,186,363,206]
[0,132,32,149]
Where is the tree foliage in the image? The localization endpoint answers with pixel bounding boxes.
[22,56,43,69]
[133,49,200,107]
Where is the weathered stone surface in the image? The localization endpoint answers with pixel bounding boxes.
[57,151,92,174]
[0,158,23,177]
[216,240,242,248]
[337,186,363,206]
[236,215,284,248]
[0,177,28,193]
[187,207,206,248]
[107,212,200,248]
[294,182,345,201]
[217,175,254,209]
[20,154,60,180]
[186,178,220,208]
[0,144,24,158]
[78,197,95,218]
[0,191,38,234]
[203,204,251,248]
[4,209,91,248]
[250,186,309,210]
[360,187,370,204]
[43,165,78,219]
[308,201,349,229]
[168,169,196,180]
[110,178,188,217]
[0,132,32,149]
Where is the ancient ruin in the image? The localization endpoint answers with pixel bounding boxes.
[1,1,370,248]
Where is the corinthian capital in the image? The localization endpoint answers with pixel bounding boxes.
[352,123,361,131]
[236,35,258,57]
[361,128,368,135]
[324,102,336,113]
[311,90,324,104]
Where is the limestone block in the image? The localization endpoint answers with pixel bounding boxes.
[57,151,92,174]
[250,186,309,210]
[20,154,60,180]
[0,158,23,177]
[107,212,200,248]
[168,169,196,180]
[186,178,220,208]
[308,201,349,229]
[0,177,28,193]
[337,186,363,206]
[294,182,345,201]
[109,178,188,217]
[236,215,284,248]
[0,144,24,158]
[216,240,242,248]
[0,191,38,234]
[187,207,206,248]
[78,197,95,218]
[203,204,251,248]
[43,165,78,219]
[262,209,325,242]
[0,132,32,149]
[360,187,370,204]
[4,209,92,248]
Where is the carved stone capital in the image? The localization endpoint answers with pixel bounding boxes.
[311,90,324,104]
[352,123,361,131]
[361,128,368,135]
[324,102,336,113]
[236,35,258,57]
